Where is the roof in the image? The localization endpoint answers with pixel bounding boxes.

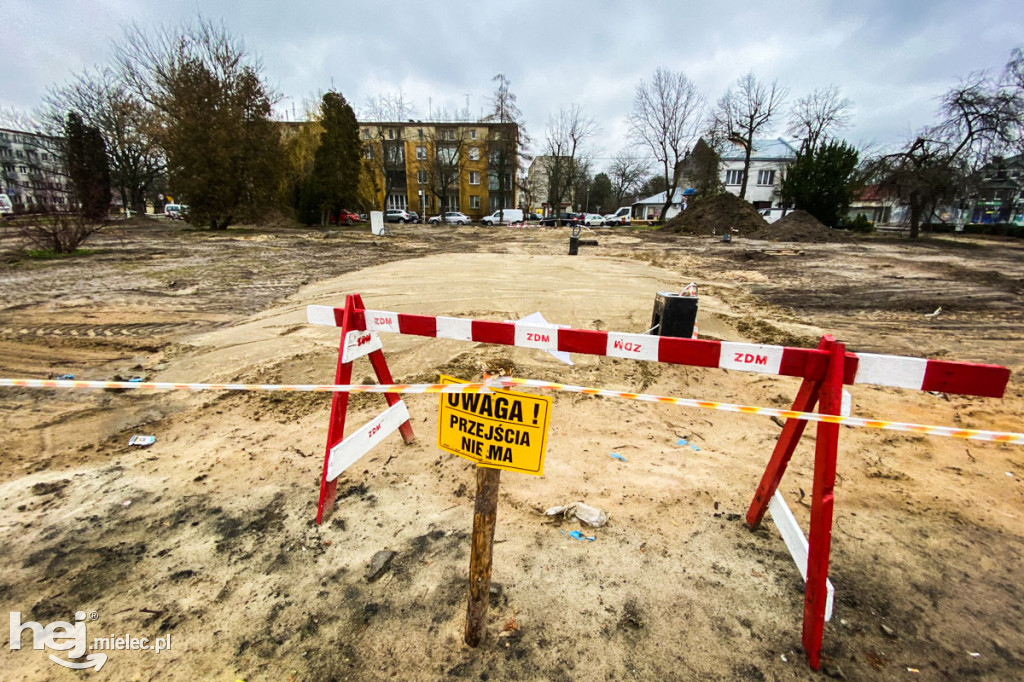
[720,137,798,161]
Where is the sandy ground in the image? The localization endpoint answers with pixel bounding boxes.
[0,219,1022,681]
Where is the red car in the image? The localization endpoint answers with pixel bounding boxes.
[331,209,362,225]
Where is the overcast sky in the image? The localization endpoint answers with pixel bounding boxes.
[3,0,1022,170]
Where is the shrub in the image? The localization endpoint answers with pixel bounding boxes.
[18,210,102,254]
[850,213,875,233]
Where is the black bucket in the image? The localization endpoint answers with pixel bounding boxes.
[651,292,698,338]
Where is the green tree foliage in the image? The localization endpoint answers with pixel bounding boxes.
[588,173,613,213]
[300,92,361,225]
[781,140,860,227]
[64,111,112,221]
[679,138,723,200]
[115,17,282,229]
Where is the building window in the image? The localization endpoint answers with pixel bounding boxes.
[469,171,481,185]
[387,129,396,140]
[489,195,506,210]
[444,195,459,211]
[417,170,427,184]
[757,170,776,186]
[469,147,480,161]
[470,129,477,140]
[469,195,480,209]
[363,129,371,139]
[386,194,408,210]
[725,169,744,185]
[416,146,426,160]
[363,146,373,159]
[418,128,423,140]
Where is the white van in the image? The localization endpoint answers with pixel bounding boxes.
[0,194,13,216]
[603,207,632,226]
[480,208,524,225]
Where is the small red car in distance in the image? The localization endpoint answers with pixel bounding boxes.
[332,209,362,225]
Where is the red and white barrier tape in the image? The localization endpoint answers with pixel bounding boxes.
[306,306,1010,398]
[2,377,1021,445]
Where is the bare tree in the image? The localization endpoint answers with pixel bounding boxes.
[710,72,789,199]
[628,68,704,217]
[543,105,597,223]
[787,85,852,154]
[360,92,418,211]
[42,68,164,215]
[484,74,528,220]
[607,153,650,207]
[421,124,473,216]
[868,68,1022,238]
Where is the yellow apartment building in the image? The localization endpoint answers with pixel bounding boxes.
[358,121,518,220]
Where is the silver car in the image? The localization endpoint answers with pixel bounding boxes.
[428,211,471,225]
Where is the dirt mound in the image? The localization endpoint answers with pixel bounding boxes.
[660,192,767,236]
[748,210,843,243]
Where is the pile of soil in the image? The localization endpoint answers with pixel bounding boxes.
[660,192,767,236]
[748,209,842,243]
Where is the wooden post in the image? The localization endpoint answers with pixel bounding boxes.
[746,335,833,529]
[802,339,845,670]
[464,465,501,647]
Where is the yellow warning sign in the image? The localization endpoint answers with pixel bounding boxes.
[437,375,552,475]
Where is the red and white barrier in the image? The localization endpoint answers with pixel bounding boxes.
[307,296,1011,671]
[306,305,1009,397]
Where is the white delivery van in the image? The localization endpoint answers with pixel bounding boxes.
[603,207,632,226]
[480,208,524,225]
[0,194,13,216]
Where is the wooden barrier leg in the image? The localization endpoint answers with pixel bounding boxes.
[316,296,357,524]
[746,336,833,529]
[802,340,844,670]
[465,466,501,647]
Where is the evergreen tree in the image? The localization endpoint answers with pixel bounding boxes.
[115,18,282,229]
[65,111,112,221]
[304,92,361,225]
[781,140,860,227]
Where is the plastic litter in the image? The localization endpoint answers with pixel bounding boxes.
[676,438,688,446]
[129,377,144,383]
[568,530,595,542]
[544,502,609,527]
[610,453,627,462]
[56,374,74,380]
[968,652,981,658]
[692,445,701,451]
[128,435,156,446]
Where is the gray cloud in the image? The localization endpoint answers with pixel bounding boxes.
[3,0,1021,168]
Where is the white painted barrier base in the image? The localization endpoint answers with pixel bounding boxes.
[769,491,835,622]
[327,400,410,481]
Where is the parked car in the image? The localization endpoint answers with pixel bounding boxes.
[526,212,543,221]
[164,203,189,220]
[331,209,362,225]
[583,213,606,227]
[539,212,581,226]
[428,211,471,225]
[603,207,632,226]
[407,211,420,223]
[0,194,13,216]
[481,208,524,225]
[385,209,414,223]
